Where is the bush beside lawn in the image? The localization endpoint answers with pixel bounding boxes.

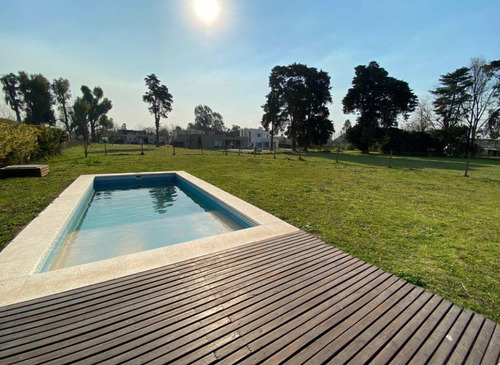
[0,145,498,321]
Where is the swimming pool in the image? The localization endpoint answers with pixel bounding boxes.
[39,174,256,272]
[0,171,297,306]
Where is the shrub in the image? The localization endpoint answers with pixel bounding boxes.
[0,119,67,167]
[0,119,38,167]
[33,125,67,159]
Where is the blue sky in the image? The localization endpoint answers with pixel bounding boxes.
[1,0,499,132]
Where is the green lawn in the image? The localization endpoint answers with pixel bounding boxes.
[1,145,499,321]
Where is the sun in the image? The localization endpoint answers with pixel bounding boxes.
[193,0,219,22]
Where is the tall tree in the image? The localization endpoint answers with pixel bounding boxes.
[261,87,286,150]
[430,67,471,129]
[18,72,55,125]
[70,97,91,157]
[462,58,500,176]
[143,74,173,146]
[262,63,334,151]
[342,61,417,152]
[81,85,113,142]
[0,73,24,123]
[51,78,72,136]
[193,105,225,132]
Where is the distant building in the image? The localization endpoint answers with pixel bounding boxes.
[121,130,168,144]
[478,138,500,156]
[240,128,279,150]
[173,132,249,149]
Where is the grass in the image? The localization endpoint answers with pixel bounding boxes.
[1,144,499,321]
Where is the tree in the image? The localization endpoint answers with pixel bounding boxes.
[51,78,72,136]
[406,96,435,132]
[18,72,55,125]
[143,74,173,146]
[462,58,500,176]
[341,119,351,135]
[261,87,286,150]
[193,105,225,132]
[262,63,334,151]
[81,85,113,142]
[482,109,500,139]
[430,67,471,129]
[342,61,417,152]
[70,97,91,157]
[0,73,24,123]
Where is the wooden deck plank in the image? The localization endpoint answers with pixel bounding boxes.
[481,324,500,365]
[1,239,333,363]
[0,230,497,365]
[293,281,412,364]
[0,234,321,339]
[407,305,463,364]
[5,239,343,363]
[417,308,473,365]
[326,286,426,364]
[95,256,369,364]
[0,231,307,317]
[0,232,313,326]
[369,294,443,365]
[214,267,388,364]
[465,319,497,365]
[345,290,434,364]
[387,299,454,364]
[447,314,485,364]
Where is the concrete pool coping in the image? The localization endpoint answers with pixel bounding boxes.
[0,171,299,306]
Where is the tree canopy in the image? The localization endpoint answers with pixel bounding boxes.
[0,73,23,123]
[143,74,173,146]
[430,67,471,129]
[70,97,91,156]
[18,72,55,126]
[81,85,113,142]
[343,61,417,152]
[192,105,225,132]
[51,78,72,135]
[262,63,334,150]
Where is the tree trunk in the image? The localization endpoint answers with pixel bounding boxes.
[155,115,160,147]
[90,122,96,142]
[62,102,71,140]
[270,132,274,151]
[464,151,471,177]
[14,107,21,123]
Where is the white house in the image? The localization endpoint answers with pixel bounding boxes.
[240,127,279,150]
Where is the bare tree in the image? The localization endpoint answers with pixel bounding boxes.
[406,96,435,132]
[463,58,500,176]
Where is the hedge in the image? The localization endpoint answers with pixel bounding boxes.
[0,119,67,167]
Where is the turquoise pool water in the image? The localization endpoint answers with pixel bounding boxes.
[40,175,254,272]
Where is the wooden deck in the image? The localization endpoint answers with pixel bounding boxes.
[0,231,498,364]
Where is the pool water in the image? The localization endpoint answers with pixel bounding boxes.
[40,176,253,271]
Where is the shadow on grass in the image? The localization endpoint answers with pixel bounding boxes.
[299,150,500,172]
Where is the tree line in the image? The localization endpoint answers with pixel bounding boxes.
[1,72,113,156]
[339,58,499,176]
[4,58,498,173]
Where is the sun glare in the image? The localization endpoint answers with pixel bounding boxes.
[193,0,219,22]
